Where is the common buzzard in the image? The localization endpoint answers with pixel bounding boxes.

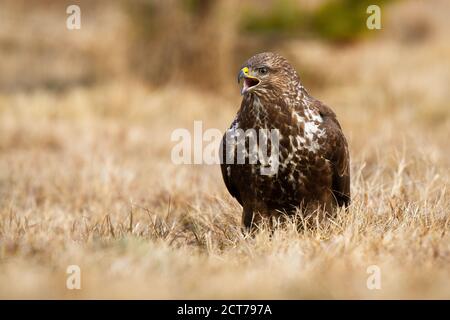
[220,52,350,231]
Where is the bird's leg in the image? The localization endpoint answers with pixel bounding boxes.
[241,206,254,234]
[241,208,271,235]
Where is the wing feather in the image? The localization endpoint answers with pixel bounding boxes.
[219,130,243,206]
[314,100,351,207]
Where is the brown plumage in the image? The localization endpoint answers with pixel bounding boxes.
[220,52,350,230]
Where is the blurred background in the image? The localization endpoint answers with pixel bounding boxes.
[1,0,448,93]
[0,0,449,298]
[1,0,448,173]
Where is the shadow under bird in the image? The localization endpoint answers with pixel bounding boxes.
[220,52,350,231]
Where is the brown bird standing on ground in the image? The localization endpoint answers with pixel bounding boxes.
[220,52,350,231]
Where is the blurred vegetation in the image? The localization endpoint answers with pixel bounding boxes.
[124,0,393,90]
[241,0,306,36]
[124,0,233,90]
[242,0,391,42]
[0,0,413,93]
[311,0,390,42]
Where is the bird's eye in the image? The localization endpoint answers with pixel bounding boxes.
[258,67,268,75]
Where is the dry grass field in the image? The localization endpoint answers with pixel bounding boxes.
[0,0,449,299]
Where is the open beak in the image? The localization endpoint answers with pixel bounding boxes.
[238,67,260,95]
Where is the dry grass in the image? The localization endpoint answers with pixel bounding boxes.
[0,0,449,299]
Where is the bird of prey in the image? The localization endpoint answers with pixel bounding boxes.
[220,52,350,231]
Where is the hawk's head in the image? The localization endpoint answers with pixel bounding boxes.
[237,52,301,97]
